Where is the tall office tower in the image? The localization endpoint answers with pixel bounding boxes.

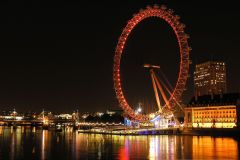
[194,61,226,96]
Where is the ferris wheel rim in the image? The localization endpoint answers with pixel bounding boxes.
[113,5,190,122]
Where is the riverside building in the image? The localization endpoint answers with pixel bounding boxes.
[184,93,240,128]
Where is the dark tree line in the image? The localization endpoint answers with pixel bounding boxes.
[85,113,124,123]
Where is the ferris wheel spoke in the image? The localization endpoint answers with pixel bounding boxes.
[152,71,170,109]
[150,69,162,113]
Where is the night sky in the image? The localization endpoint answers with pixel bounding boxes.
[0,1,240,113]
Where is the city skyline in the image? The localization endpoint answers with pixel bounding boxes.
[0,1,240,113]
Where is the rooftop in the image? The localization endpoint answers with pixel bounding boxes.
[195,61,225,67]
[187,93,240,107]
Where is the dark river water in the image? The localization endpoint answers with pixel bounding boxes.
[0,126,239,159]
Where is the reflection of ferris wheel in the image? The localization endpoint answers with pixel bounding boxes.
[113,5,191,122]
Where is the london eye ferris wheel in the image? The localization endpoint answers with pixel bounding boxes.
[113,5,191,122]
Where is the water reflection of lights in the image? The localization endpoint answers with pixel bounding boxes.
[41,130,49,160]
[192,136,238,159]
[9,126,22,159]
[148,136,179,160]
[75,131,80,159]
[10,129,15,160]
[41,130,45,160]
[32,127,36,133]
[0,126,3,134]
[119,138,129,160]
[1,127,239,159]
[21,126,24,133]
[149,136,160,160]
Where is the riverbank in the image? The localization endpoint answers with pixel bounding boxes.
[181,128,240,136]
[78,128,180,135]
[78,127,240,137]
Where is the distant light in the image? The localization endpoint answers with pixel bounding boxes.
[16,116,23,121]
[137,107,142,113]
[149,113,155,119]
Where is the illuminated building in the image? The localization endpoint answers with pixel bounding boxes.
[194,61,226,96]
[94,112,104,117]
[184,93,240,128]
[106,109,123,116]
[150,115,169,128]
[0,109,24,120]
[57,114,72,119]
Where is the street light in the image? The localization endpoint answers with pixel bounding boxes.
[137,107,142,113]
[135,102,143,114]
